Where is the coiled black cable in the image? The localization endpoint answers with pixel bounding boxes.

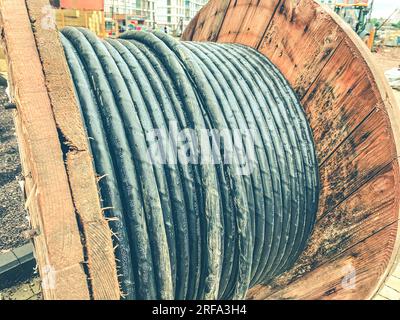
[60,27,320,300]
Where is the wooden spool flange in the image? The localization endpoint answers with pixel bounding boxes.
[182,0,400,300]
[0,0,399,300]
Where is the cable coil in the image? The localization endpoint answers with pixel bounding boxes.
[60,27,320,300]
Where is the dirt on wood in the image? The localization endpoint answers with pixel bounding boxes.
[0,84,29,251]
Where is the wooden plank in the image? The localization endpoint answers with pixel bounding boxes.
[350,13,400,301]
[187,0,231,42]
[14,109,89,299]
[262,2,400,298]
[318,109,396,217]
[181,10,199,41]
[247,162,398,298]
[249,222,398,300]
[255,1,400,299]
[302,39,381,164]
[0,0,90,300]
[217,0,281,47]
[258,0,345,98]
[25,0,120,300]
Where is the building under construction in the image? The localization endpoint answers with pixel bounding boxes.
[103,0,208,32]
[50,1,208,35]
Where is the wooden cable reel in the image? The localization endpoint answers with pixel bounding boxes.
[0,0,399,300]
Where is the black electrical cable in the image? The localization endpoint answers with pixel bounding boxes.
[60,27,320,300]
[184,42,288,291]
[180,41,262,299]
[116,38,204,300]
[207,43,302,283]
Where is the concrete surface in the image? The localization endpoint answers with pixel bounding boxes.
[0,278,42,300]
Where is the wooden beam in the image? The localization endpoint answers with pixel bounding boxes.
[25,0,120,300]
[217,0,281,47]
[183,0,231,42]
[0,0,120,299]
[0,0,90,300]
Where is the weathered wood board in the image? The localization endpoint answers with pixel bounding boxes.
[25,0,120,300]
[0,0,89,299]
[318,109,396,217]
[247,162,398,298]
[182,0,231,42]
[249,222,398,300]
[217,0,281,46]
[0,0,120,299]
[257,0,346,98]
[301,38,382,164]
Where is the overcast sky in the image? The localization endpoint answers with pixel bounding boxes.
[371,0,399,19]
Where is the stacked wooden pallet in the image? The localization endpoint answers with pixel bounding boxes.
[56,9,105,37]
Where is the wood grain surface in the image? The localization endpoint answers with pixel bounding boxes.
[0,0,90,299]
[0,0,120,299]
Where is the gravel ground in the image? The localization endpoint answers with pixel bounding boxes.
[374,47,400,71]
[373,50,400,108]
[0,75,42,300]
[0,84,29,252]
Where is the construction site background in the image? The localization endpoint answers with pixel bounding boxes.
[51,0,209,38]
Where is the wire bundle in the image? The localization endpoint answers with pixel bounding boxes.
[60,27,320,300]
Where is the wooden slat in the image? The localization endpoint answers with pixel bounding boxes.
[25,0,120,300]
[181,10,199,41]
[186,0,231,42]
[13,111,91,300]
[302,39,381,163]
[257,1,400,299]
[247,162,398,299]
[258,0,345,98]
[318,109,396,217]
[217,0,281,47]
[249,222,398,300]
[0,0,89,299]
